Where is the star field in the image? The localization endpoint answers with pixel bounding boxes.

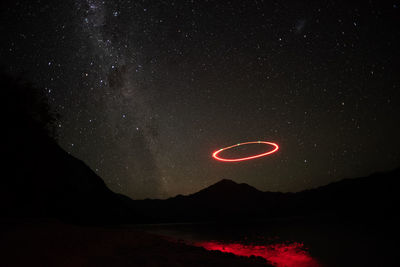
[1,0,399,199]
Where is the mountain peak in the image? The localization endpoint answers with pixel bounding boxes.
[189,179,263,200]
[214,179,239,186]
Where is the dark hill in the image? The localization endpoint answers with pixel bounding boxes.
[288,168,400,217]
[0,73,133,223]
[188,179,264,202]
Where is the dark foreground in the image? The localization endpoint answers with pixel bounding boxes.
[0,219,270,267]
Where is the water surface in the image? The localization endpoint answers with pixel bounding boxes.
[134,217,398,266]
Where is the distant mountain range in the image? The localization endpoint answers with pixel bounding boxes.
[129,168,400,223]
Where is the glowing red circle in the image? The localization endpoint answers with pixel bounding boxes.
[212,141,279,162]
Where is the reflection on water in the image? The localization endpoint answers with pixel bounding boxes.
[135,218,398,267]
[194,241,320,267]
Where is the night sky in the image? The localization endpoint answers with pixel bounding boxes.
[1,0,399,199]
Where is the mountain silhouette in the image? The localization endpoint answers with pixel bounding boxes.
[129,168,400,223]
[190,179,263,199]
[0,73,133,223]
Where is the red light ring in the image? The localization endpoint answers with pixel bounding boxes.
[212,141,279,162]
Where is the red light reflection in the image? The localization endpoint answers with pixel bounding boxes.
[194,241,320,267]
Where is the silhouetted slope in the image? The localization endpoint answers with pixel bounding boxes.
[0,73,133,222]
[2,138,131,222]
[288,168,400,217]
[189,179,264,200]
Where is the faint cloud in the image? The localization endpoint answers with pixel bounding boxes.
[294,19,306,34]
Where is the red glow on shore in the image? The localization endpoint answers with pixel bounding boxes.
[212,141,279,162]
[195,241,319,267]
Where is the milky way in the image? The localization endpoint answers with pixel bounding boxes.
[1,0,399,199]
[72,0,165,198]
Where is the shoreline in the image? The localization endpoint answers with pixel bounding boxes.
[0,219,270,267]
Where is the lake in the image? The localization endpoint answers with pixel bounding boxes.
[134,216,399,267]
